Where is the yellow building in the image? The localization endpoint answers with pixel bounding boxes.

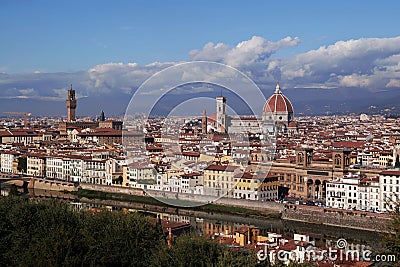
[203,164,240,197]
[379,151,393,167]
[234,226,268,246]
[233,172,278,201]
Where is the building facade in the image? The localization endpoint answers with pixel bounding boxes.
[233,172,278,201]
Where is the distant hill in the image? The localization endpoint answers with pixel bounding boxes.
[1,87,400,117]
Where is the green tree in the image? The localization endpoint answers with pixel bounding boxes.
[385,201,400,265]
[116,175,123,185]
[81,210,165,267]
[395,155,400,168]
[0,197,85,266]
[151,234,259,267]
[0,196,321,267]
[17,156,27,173]
[0,196,166,267]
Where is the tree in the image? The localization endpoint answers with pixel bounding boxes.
[151,234,259,267]
[116,175,123,185]
[395,155,400,168]
[17,156,27,173]
[385,199,400,266]
[0,196,166,267]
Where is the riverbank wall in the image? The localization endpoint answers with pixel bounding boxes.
[79,183,284,212]
[74,183,393,232]
[28,178,77,192]
[282,204,391,232]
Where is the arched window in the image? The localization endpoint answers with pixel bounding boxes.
[298,152,304,164]
[335,154,342,166]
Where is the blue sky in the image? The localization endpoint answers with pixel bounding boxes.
[1,0,400,116]
[1,0,399,73]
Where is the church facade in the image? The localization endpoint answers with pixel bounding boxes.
[211,83,294,136]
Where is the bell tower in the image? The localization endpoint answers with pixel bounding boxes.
[66,84,77,122]
[202,106,207,134]
[216,96,227,133]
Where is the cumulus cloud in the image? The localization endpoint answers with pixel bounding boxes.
[1,35,400,104]
[190,36,300,67]
[281,36,400,90]
[386,79,400,88]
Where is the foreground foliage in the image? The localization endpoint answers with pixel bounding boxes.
[0,196,323,266]
[0,196,262,266]
[0,196,166,266]
[385,204,400,266]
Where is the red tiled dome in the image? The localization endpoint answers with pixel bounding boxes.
[263,84,293,113]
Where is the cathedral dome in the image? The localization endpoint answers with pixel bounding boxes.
[263,83,293,113]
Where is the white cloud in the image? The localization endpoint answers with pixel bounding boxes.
[279,36,400,90]
[190,36,300,68]
[339,74,372,87]
[1,35,400,103]
[386,79,400,88]
[18,88,35,95]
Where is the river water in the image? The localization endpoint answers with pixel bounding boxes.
[1,186,386,253]
[29,188,387,253]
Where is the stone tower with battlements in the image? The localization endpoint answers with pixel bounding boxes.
[66,85,77,122]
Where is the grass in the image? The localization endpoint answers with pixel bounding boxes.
[72,188,281,219]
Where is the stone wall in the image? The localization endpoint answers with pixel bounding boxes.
[79,183,392,232]
[79,183,284,212]
[28,178,77,192]
[80,183,143,195]
[282,204,391,232]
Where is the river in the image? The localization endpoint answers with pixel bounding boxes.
[20,187,386,253]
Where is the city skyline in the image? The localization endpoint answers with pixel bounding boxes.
[2,2,400,265]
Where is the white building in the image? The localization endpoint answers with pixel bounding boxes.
[69,156,84,183]
[62,158,71,181]
[380,170,400,212]
[0,151,19,173]
[358,176,380,212]
[167,175,182,193]
[105,157,125,185]
[46,156,63,180]
[83,158,107,185]
[27,154,46,177]
[327,174,384,212]
[128,163,157,184]
[180,172,203,193]
[326,175,360,210]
